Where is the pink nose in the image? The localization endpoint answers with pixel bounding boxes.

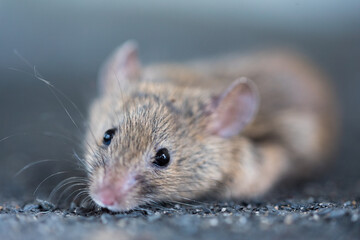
[98,188,117,206]
[94,172,137,207]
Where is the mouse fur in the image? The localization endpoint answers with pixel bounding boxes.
[84,41,338,211]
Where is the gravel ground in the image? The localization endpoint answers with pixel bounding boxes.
[1,180,360,240]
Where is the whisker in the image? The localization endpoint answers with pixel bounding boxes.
[56,182,87,205]
[36,73,102,169]
[62,187,88,205]
[0,133,27,143]
[41,131,82,147]
[33,171,70,196]
[33,67,79,130]
[69,189,89,204]
[10,53,99,159]
[80,195,92,207]
[10,53,80,130]
[13,49,34,69]
[33,67,98,143]
[14,159,76,178]
[0,131,81,148]
[48,176,87,201]
[72,150,88,169]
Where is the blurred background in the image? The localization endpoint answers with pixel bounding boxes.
[0,0,359,201]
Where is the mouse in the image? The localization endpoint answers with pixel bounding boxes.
[83,41,338,212]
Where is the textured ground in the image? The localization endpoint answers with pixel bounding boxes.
[1,180,360,240]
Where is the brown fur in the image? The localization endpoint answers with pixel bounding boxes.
[84,43,338,211]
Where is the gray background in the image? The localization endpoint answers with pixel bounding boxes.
[0,0,359,200]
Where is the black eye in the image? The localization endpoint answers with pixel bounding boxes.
[153,148,170,167]
[103,128,116,146]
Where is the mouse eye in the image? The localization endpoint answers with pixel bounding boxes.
[103,128,116,146]
[153,148,170,167]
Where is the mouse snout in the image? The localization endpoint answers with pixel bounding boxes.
[97,188,116,206]
[92,171,137,209]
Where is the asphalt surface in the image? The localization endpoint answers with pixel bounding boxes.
[1,180,360,240]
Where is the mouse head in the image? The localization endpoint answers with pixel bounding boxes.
[84,41,259,212]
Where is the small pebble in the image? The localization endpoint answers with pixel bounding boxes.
[260,217,272,227]
[101,213,113,224]
[202,207,212,214]
[224,217,233,224]
[284,215,293,225]
[307,197,315,203]
[209,218,219,227]
[313,214,320,221]
[36,199,55,211]
[148,212,161,222]
[23,204,39,212]
[125,211,143,218]
[238,216,247,225]
[74,207,90,216]
[351,214,359,222]
[319,202,330,207]
[317,208,332,216]
[235,205,243,211]
[328,209,346,219]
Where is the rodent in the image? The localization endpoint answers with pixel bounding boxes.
[84,41,338,212]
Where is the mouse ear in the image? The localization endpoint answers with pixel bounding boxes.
[98,40,141,93]
[206,78,259,138]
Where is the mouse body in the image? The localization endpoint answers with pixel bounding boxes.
[84,41,338,212]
